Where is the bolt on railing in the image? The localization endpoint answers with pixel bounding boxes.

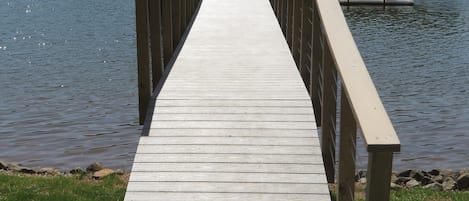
[271,0,401,201]
[136,0,202,125]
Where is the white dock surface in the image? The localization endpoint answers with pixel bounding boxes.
[124,0,330,200]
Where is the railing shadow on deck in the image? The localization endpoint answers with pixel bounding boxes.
[271,0,401,201]
[136,0,203,128]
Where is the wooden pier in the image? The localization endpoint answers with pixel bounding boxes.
[128,0,401,200]
[127,0,329,200]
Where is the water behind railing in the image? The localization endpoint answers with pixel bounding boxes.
[1,0,468,171]
[0,0,140,170]
[345,0,469,170]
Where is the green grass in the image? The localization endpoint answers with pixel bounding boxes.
[390,188,469,201]
[331,185,469,201]
[0,173,127,201]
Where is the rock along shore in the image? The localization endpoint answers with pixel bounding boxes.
[2,159,468,191]
[355,169,469,191]
[0,160,127,180]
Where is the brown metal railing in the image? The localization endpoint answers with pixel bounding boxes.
[136,0,202,125]
[271,0,401,201]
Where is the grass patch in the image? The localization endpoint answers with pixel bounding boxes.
[0,173,127,201]
[390,188,469,201]
[331,184,469,201]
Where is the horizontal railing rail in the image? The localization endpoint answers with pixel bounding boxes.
[271,0,401,201]
[136,0,202,125]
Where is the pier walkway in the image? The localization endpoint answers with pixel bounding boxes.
[125,0,329,200]
[126,0,401,200]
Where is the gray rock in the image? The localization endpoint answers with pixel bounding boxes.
[70,168,84,174]
[114,169,125,175]
[443,177,456,191]
[18,167,36,174]
[429,169,440,176]
[413,171,425,181]
[423,183,443,191]
[390,182,402,190]
[460,169,469,176]
[432,175,443,184]
[440,169,459,180]
[456,173,469,190]
[6,163,21,171]
[421,176,434,185]
[398,169,416,178]
[92,169,115,180]
[391,174,398,183]
[359,177,367,184]
[355,170,367,181]
[86,162,104,173]
[395,177,412,185]
[406,179,421,188]
[0,160,7,170]
[38,168,60,175]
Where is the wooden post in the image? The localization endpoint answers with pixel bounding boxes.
[311,1,322,126]
[186,0,193,24]
[136,0,151,125]
[321,43,337,184]
[338,88,357,201]
[299,0,312,89]
[161,0,173,66]
[148,0,163,91]
[292,0,302,66]
[172,0,181,49]
[286,0,294,48]
[281,0,287,35]
[366,152,394,201]
[181,0,187,32]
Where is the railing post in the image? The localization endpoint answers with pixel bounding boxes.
[286,0,294,48]
[311,0,322,126]
[161,0,173,66]
[148,0,163,91]
[299,0,312,90]
[136,0,151,125]
[321,43,337,184]
[186,0,192,24]
[281,0,288,35]
[366,152,394,201]
[338,89,357,201]
[172,0,181,49]
[292,0,302,64]
[181,0,187,31]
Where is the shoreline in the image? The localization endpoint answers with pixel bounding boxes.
[2,159,469,191]
[0,160,129,180]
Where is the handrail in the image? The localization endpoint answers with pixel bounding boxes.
[136,0,202,125]
[271,0,401,201]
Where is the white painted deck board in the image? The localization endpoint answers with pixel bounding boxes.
[148,129,318,137]
[130,163,326,173]
[125,192,331,201]
[152,113,315,122]
[126,182,329,194]
[128,172,327,183]
[125,0,330,200]
[135,145,320,155]
[137,136,320,146]
[133,153,325,164]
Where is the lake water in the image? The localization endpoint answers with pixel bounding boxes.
[0,0,468,171]
[0,0,140,170]
[344,0,469,170]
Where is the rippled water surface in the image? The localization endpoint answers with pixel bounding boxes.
[0,0,140,170]
[344,0,469,169]
[1,0,468,171]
